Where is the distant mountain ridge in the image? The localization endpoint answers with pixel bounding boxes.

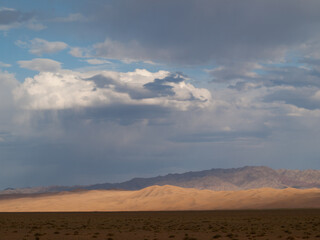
[1,166,320,195]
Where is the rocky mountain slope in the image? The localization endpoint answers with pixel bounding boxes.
[88,166,320,191]
[1,166,319,195]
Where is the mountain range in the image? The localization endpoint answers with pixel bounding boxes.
[1,166,320,195]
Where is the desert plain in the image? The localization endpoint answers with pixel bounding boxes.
[0,210,319,240]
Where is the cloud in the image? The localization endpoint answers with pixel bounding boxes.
[93,38,150,63]
[85,59,111,65]
[209,58,320,88]
[16,38,68,56]
[209,62,263,83]
[0,69,213,187]
[70,40,145,63]
[0,70,19,109]
[253,65,320,88]
[2,66,320,188]
[0,7,33,30]
[143,73,210,105]
[69,47,92,58]
[51,13,87,23]
[14,69,211,111]
[18,58,62,72]
[263,87,320,110]
[81,0,320,65]
[3,0,320,187]
[0,71,20,140]
[24,19,46,31]
[0,61,11,68]
[171,130,269,143]
[0,7,45,31]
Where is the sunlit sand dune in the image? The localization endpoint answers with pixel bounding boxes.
[0,185,319,212]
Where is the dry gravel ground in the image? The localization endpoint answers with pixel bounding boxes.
[0,210,319,240]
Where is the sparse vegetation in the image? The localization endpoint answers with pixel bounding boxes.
[0,210,318,239]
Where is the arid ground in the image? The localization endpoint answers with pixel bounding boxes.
[0,210,319,240]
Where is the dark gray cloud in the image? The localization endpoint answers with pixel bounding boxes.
[143,73,184,97]
[143,81,174,97]
[0,8,44,31]
[263,66,320,87]
[227,81,260,91]
[223,63,320,89]
[88,72,188,100]
[86,74,155,100]
[61,105,170,126]
[171,130,270,143]
[210,62,262,83]
[264,88,320,110]
[0,104,178,188]
[86,74,115,88]
[0,8,33,25]
[82,0,320,64]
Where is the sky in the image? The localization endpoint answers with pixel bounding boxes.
[1,0,320,189]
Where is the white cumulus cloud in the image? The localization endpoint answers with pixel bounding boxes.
[14,69,211,111]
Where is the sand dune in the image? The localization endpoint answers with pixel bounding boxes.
[0,185,319,212]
